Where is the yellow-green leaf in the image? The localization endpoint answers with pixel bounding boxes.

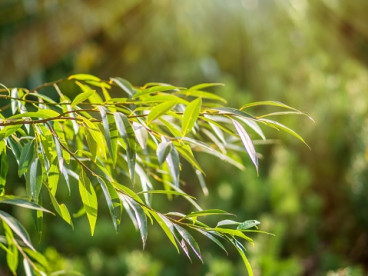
[147,101,177,125]
[182,98,202,136]
[79,171,98,236]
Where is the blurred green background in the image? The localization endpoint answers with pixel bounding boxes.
[1,0,368,275]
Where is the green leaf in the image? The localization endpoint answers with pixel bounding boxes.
[232,119,258,171]
[216,219,240,227]
[182,98,202,136]
[114,112,136,182]
[48,191,73,227]
[231,238,253,276]
[237,220,260,230]
[0,151,8,196]
[156,138,172,166]
[0,125,22,140]
[259,118,309,147]
[98,106,113,158]
[0,196,52,213]
[138,190,195,199]
[184,209,233,219]
[79,171,98,236]
[174,224,203,262]
[214,107,255,120]
[212,228,254,244]
[2,221,18,275]
[97,178,122,232]
[8,109,60,120]
[180,90,226,103]
[182,137,245,170]
[18,141,35,176]
[111,77,136,98]
[27,157,42,202]
[71,89,95,107]
[133,122,148,150]
[120,194,147,248]
[147,101,177,125]
[0,210,35,250]
[190,83,224,90]
[133,85,178,98]
[150,211,179,252]
[68,74,101,82]
[167,144,180,187]
[195,229,228,254]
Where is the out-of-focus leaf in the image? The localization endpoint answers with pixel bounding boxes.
[133,85,178,98]
[111,77,136,98]
[157,138,172,166]
[147,101,177,125]
[237,117,266,140]
[182,98,202,136]
[0,210,35,250]
[180,89,226,103]
[133,122,148,150]
[68,74,101,82]
[18,141,34,176]
[237,220,260,230]
[216,219,240,227]
[2,221,18,275]
[0,125,22,140]
[0,196,52,213]
[174,224,203,262]
[190,83,224,91]
[138,190,195,199]
[79,171,98,236]
[97,178,122,232]
[8,110,60,119]
[0,151,8,196]
[11,88,18,115]
[71,86,95,107]
[232,119,258,171]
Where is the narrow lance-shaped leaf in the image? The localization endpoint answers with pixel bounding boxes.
[27,156,42,202]
[111,77,135,98]
[147,101,177,125]
[79,171,98,236]
[71,86,95,107]
[97,178,122,232]
[0,210,35,251]
[120,194,147,248]
[114,112,136,182]
[8,110,60,120]
[174,224,203,262]
[232,119,258,172]
[166,144,180,187]
[149,211,179,252]
[156,137,172,166]
[2,221,18,275]
[237,220,260,230]
[0,151,8,196]
[182,98,202,137]
[98,106,113,158]
[0,196,52,213]
[48,191,73,227]
[18,141,34,176]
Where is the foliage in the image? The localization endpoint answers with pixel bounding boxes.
[0,74,309,275]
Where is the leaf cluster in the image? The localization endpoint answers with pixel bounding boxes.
[0,74,310,275]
